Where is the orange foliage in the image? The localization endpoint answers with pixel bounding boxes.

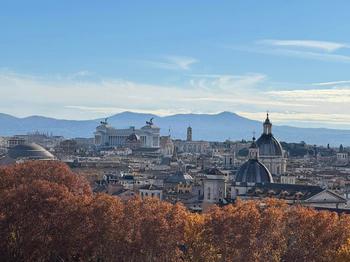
[1,161,350,261]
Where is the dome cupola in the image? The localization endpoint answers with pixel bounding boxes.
[235,137,273,183]
[256,113,283,157]
[248,136,259,159]
[263,113,272,135]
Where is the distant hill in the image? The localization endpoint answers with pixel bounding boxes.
[0,111,349,146]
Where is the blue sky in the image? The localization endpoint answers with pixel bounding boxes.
[1,1,350,129]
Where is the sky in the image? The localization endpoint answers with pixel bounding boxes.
[1,1,350,129]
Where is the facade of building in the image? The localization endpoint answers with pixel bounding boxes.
[94,118,160,149]
[280,175,296,184]
[223,153,235,169]
[337,144,349,166]
[139,184,163,200]
[7,136,26,148]
[172,126,210,154]
[256,114,287,175]
[179,141,210,154]
[164,171,193,194]
[203,168,228,205]
[159,136,174,157]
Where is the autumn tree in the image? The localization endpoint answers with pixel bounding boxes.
[336,238,350,262]
[0,161,92,261]
[282,206,350,262]
[1,161,350,262]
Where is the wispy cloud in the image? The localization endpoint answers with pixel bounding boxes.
[2,70,350,129]
[267,87,350,103]
[188,73,266,91]
[0,70,269,119]
[140,55,198,70]
[259,39,349,52]
[229,39,350,64]
[312,80,350,86]
[270,49,350,63]
[232,46,350,64]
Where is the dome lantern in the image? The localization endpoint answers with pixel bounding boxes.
[263,112,272,135]
[249,136,259,159]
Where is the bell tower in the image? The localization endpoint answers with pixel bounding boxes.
[249,136,259,159]
[187,126,192,141]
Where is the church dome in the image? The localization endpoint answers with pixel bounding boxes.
[256,134,283,156]
[235,159,273,183]
[8,143,54,160]
[256,113,283,156]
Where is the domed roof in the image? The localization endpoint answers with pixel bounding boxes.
[8,143,54,160]
[256,134,283,156]
[257,113,283,156]
[235,159,273,183]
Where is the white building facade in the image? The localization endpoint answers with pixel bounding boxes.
[94,118,160,149]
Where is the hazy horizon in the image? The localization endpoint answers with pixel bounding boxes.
[2,110,350,131]
[1,1,350,129]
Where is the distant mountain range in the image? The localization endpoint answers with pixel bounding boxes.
[0,111,349,146]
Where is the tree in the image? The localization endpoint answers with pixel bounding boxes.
[0,161,92,261]
[1,161,350,261]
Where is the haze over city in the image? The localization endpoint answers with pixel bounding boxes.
[3,1,350,261]
[1,1,350,129]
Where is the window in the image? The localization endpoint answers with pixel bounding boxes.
[207,187,211,200]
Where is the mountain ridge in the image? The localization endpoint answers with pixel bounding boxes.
[0,111,349,146]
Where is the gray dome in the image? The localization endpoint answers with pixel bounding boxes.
[256,134,283,156]
[236,159,273,183]
[8,143,54,160]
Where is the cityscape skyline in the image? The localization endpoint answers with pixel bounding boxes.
[2,2,350,260]
[1,1,350,129]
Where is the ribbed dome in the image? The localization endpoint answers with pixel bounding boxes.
[8,143,54,160]
[256,134,283,156]
[235,159,273,183]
